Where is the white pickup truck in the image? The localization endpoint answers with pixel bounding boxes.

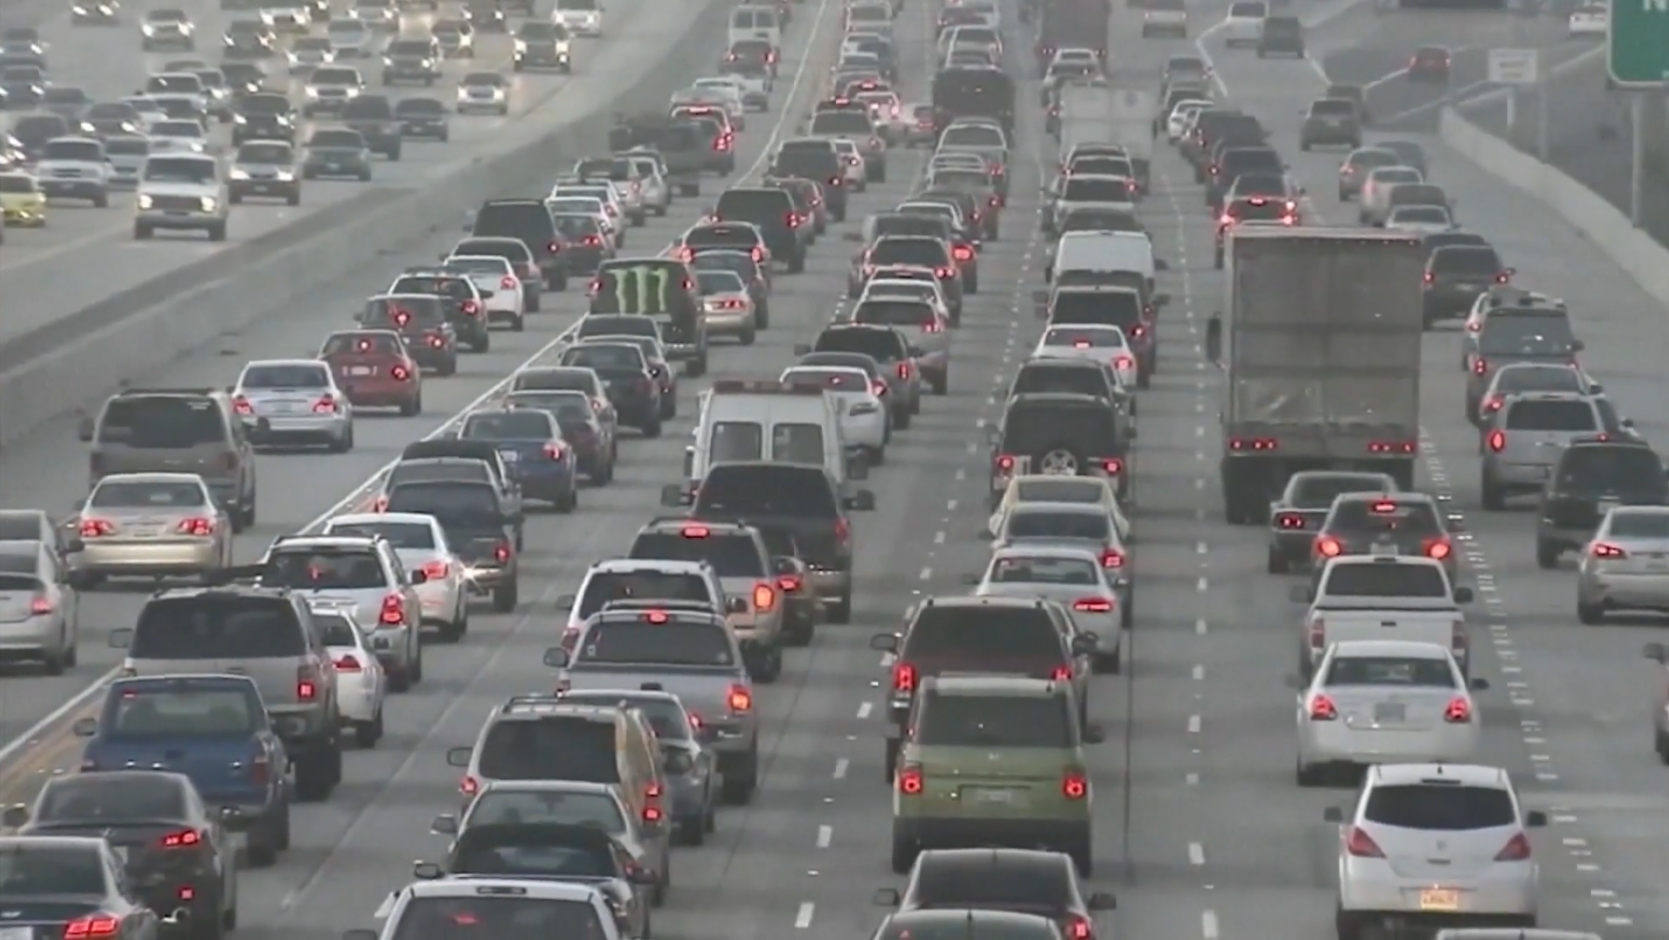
[1294,555,1474,680]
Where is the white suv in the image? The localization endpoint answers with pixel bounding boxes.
[554,558,736,651]
[134,152,228,241]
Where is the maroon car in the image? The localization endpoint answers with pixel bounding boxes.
[318,329,424,415]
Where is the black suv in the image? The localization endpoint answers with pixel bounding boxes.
[385,477,522,611]
[1424,244,1510,326]
[340,94,403,159]
[1537,439,1669,569]
[558,340,663,436]
[988,392,1133,504]
[713,187,808,271]
[471,198,567,289]
[232,92,295,144]
[770,138,847,220]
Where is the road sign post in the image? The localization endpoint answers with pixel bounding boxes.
[1609,0,1669,87]
[1488,48,1539,141]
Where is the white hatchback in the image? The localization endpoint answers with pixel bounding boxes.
[441,254,526,330]
[311,606,387,746]
[780,365,889,460]
[1033,323,1137,390]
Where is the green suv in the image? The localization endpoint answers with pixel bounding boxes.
[890,675,1098,875]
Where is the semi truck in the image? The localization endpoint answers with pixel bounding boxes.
[1214,227,1426,525]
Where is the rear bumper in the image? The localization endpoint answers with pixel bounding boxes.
[894,817,1089,849]
[76,540,219,574]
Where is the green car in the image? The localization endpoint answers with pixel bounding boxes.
[890,675,1099,875]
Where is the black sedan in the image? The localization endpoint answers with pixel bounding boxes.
[0,834,177,939]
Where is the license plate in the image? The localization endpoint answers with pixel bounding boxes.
[130,526,162,538]
[500,450,519,462]
[964,786,1022,805]
[1372,702,1405,723]
[1371,543,1397,554]
[348,365,374,376]
[1419,888,1460,911]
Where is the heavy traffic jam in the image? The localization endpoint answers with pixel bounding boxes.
[0,0,1657,932]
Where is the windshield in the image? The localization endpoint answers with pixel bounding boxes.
[629,532,764,577]
[986,555,1101,585]
[467,790,624,831]
[42,140,101,162]
[97,396,222,447]
[918,692,1070,747]
[36,774,186,824]
[241,363,327,388]
[1001,405,1118,453]
[1363,785,1515,830]
[1290,475,1389,509]
[580,622,734,666]
[88,479,206,509]
[461,411,553,440]
[1504,399,1597,432]
[1004,509,1110,541]
[325,521,435,550]
[261,549,385,590]
[1478,315,1576,355]
[391,897,603,940]
[142,157,215,183]
[576,572,712,618]
[694,466,837,516]
[1324,655,1456,688]
[1322,564,1449,598]
[697,270,746,294]
[106,686,257,736]
[0,846,105,895]
[238,143,292,163]
[131,597,302,657]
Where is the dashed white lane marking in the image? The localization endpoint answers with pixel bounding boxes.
[1188,842,1205,865]
[1192,664,1205,681]
[855,701,872,720]
[832,758,849,779]
[1201,909,1220,940]
[794,902,815,929]
[1187,715,1201,734]
[815,824,832,848]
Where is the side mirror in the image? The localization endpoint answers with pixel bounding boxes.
[1082,722,1105,744]
[872,888,902,907]
[412,861,444,880]
[408,569,428,585]
[1087,891,1117,911]
[76,416,95,442]
[869,632,899,653]
[1644,641,1666,663]
[1154,258,1169,271]
[108,627,133,648]
[1322,806,1344,823]
[1588,382,1604,394]
[0,804,27,829]
[543,646,571,668]
[1525,810,1548,828]
[72,716,98,736]
[1453,586,1474,604]
[430,814,458,835]
[772,556,798,576]
[726,596,749,614]
[1288,585,1312,604]
[659,484,688,507]
[792,343,811,355]
[371,636,392,651]
[1469,676,1490,690]
[844,489,876,511]
[1283,673,1304,689]
[1571,338,1585,351]
[444,746,473,768]
[1070,634,1098,656]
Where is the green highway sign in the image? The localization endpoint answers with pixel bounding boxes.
[1610,0,1669,87]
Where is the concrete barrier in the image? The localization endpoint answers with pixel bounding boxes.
[0,0,733,449]
[1438,105,1669,304]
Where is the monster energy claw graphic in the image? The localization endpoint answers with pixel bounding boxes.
[613,264,672,313]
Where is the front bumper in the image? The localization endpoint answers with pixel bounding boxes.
[136,210,223,231]
[39,179,106,198]
[230,177,299,197]
[1579,568,1669,610]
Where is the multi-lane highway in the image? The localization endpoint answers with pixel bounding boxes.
[2,0,1669,937]
[0,0,712,341]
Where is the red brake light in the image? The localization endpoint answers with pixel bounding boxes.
[1315,535,1343,558]
[933,266,954,279]
[29,596,51,616]
[1472,356,1488,375]
[777,574,802,592]
[392,310,411,326]
[995,454,1015,471]
[233,396,253,416]
[312,395,336,414]
[897,764,924,794]
[494,542,511,563]
[1308,693,1338,721]
[1495,271,1511,284]
[460,300,480,316]
[834,517,851,543]
[1371,500,1397,513]
[1345,826,1385,858]
[1100,549,1125,569]
[1592,542,1628,559]
[583,234,603,247]
[1443,696,1472,723]
[1366,440,1416,455]
[1066,917,1092,940]
[896,361,912,380]
[390,365,411,381]
[176,517,215,537]
[642,804,664,823]
[727,683,753,712]
[460,774,479,795]
[1276,512,1306,530]
[1113,354,1134,371]
[1102,457,1123,475]
[1228,436,1277,451]
[334,654,362,672]
[543,442,564,460]
[1072,597,1113,613]
[1061,771,1088,799]
[1484,395,1503,412]
[64,916,121,939]
[379,593,404,626]
[951,244,973,261]
[297,679,316,701]
[1426,538,1452,561]
[1495,833,1532,861]
[159,829,201,848]
[892,662,917,692]
[681,525,711,538]
[1423,272,1435,285]
[752,583,777,611]
[1486,430,1506,453]
[500,275,517,290]
[921,319,944,333]
[784,211,799,228]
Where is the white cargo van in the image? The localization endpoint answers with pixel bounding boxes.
[728,5,781,52]
[668,380,864,503]
[1048,229,1160,291]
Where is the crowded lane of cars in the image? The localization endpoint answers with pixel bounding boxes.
[0,0,694,335]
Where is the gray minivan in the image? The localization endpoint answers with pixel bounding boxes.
[77,389,260,531]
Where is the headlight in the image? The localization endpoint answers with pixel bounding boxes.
[276,114,291,124]
[305,86,321,97]
[226,35,237,43]
[230,168,250,179]
[492,88,505,98]
[382,55,394,65]
[99,4,111,11]
[344,86,360,97]
[73,5,88,13]
[141,23,155,33]
[234,114,248,125]
[513,39,526,50]
[556,40,569,53]
[182,21,193,30]
[137,194,153,209]
[419,58,432,67]
[199,196,218,211]
[275,170,294,180]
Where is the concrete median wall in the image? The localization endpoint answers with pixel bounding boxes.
[0,0,731,449]
[1438,105,1669,307]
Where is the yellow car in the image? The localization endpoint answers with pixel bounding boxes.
[0,172,47,227]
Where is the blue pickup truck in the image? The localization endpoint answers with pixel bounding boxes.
[74,674,294,866]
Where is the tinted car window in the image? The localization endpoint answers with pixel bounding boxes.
[581,621,733,665]
[478,718,618,781]
[904,608,1061,658]
[1478,314,1576,355]
[131,597,304,657]
[1558,445,1668,493]
[1363,785,1516,830]
[629,532,764,577]
[1325,656,1455,688]
[391,898,601,940]
[1005,509,1110,540]
[813,328,905,362]
[99,397,223,447]
[1290,475,1389,509]
[576,573,712,617]
[1001,403,1118,453]
[1503,400,1598,432]
[694,466,838,516]
[917,692,1070,747]
[38,775,186,821]
[1322,564,1448,598]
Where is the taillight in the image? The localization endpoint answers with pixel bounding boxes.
[1495,270,1511,284]
[250,752,270,786]
[897,763,924,794]
[1472,356,1488,375]
[995,454,1015,472]
[1315,535,1343,557]
[233,395,253,416]
[1100,549,1124,569]
[1495,832,1532,861]
[1423,271,1435,285]
[1307,617,1325,649]
[1308,694,1338,720]
[1426,538,1452,561]
[499,274,517,290]
[311,395,336,414]
[1227,436,1277,451]
[390,365,411,381]
[1102,458,1123,475]
[1484,395,1503,412]
[896,361,912,380]
[1486,430,1506,452]
[427,335,445,348]
[1050,664,1073,681]
[372,495,390,512]
[1061,771,1088,799]
[1066,916,1092,940]
[379,593,405,625]
[159,829,201,848]
[297,679,316,701]
[335,654,362,671]
[870,379,888,397]
[752,583,776,612]
[834,518,851,543]
[727,683,753,712]
[1592,542,1628,559]
[642,803,664,823]
[460,774,479,795]
[712,135,731,151]
[583,234,603,246]
[543,442,564,460]
[1443,696,1472,723]
[79,519,115,538]
[590,396,606,414]
[495,542,511,563]
[1275,512,1306,530]
[892,662,917,692]
[1345,826,1385,858]
[777,574,802,592]
[1113,354,1134,370]
[460,300,480,317]
[176,517,215,537]
[951,244,973,261]
[29,596,51,616]
[933,266,954,279]
[785,211,799,228]
[64,915,121,939]
[422,560,449,580]
[1073,597,1113,613]
[921,319,944,333]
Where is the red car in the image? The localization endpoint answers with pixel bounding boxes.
[1407,46,1450,83]
[318,329,424,415]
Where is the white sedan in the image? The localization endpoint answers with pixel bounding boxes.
[1568,2,1606,37]
[1293,639,1487,787]
[1358,166,1424,225]
[1033,323,1137,389]
[312,606,387,746]
[1167,99,1209,142]
[1384,204,1454,235]
[831,137,868,190]
[970,544,1125,668]
[781,364,889,461]
[320,512,472,643]
[441,254,527,331]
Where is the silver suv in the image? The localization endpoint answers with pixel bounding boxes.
[1480,393,1606,510]
[108,585,344,800]
[252,534,426,691]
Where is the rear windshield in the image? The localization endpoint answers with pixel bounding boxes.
[1005,510,1110,540]
[474,203,553,238]
[1431,247,1500,273]
[810,111,871,135]
[261,548,385,590]
[904,608,1061,659]
[562,345,644,371]
[1290,475,1389,509]
[1363,784,1516,830]
[1309,100,1354,117]
[629,532,764,577]
[1324,655,1455,688]
[132,597,303,658]
[323,333,401,356]
[1327,500,1441,535]
[1504,400,1597,432]
[242,363,328,388]
[1322,564,1449,598]
[0,516,39,542]
[1049,292,1141,328]
[106,685,258,736]
[1001,405,1118,453]
[695,467,837,516]
[38,774,185,823]
[1043,327,1122,348]
[870,239,947,267]
[0,846,105,896]
[461,411,553,440]
[814,328,903,361]
[854,300,935,327]
[89,479,206,509]
[324,521,435,550]
[98,396,224,448]
[1478,315,1577,356]
[384,482,500,522]
[1062,178,1131,201]
[1608,512,1669,537]
[1222,149,1281,171]
[559,694,689,741]
[1494,366,1585,395]
[478,717,619,782]
[1559,446,1668,493]
[987,555,1100,585]
[1011,364,1107,398]
[917,692,1070,747]
[465,790,624,831]
[577,572,711,617]
[579,622,734,666]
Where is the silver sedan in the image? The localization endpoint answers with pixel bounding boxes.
[966,544,1123,672]
[232,358,355,451]
[1577,505,1669,623]
[1293,640,1487,787]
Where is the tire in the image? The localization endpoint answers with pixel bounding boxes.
[354,712,381,747]
[93,193,108,208]
[493,581,519,612]
[677,810,706,846]
[1536,539,1560,570]
[788,251,805,273]
[512,315,526,332]
[1267,547,1288,574]
[720,750,758,804]
[293,741,340,801]
[740,329,756,346]
[889,831,915,874]
[1577,598,1605,624]
[827,590,852,623]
